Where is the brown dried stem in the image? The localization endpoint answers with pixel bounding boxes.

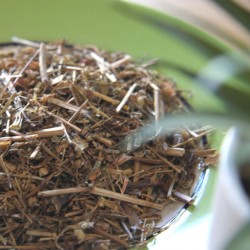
[116,83,137,113]
[39,43,48,82]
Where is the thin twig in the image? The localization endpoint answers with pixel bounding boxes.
[110,55,131,68]
[0,134,38,142]
[0,93,17,116]
[149,82,160,121]
[160,147,185,157]
[26,126,64,138]
[172,191,194,205]
[45,110,82,133]
[92,90,120,105]
[47,97,88,116]
[38,186,163,210]
[147,146,182,173]
[92,135,115,147]
[0,155,12,188]
[39,43,48,82]
[93,227,127,247]
[173,128,215,147]
[12,36,40,47]
[116,83,137,113]
[0,127,64,142]
[13,49,40,84]
[88,102,110,118]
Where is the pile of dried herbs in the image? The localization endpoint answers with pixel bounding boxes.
[0,38,217,250]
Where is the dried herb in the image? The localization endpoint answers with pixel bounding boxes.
[0,39,217,249]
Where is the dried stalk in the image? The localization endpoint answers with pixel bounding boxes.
[0,134,38,142]
[68,100,88,122]
[172,191,194,205]
[26,230,57,237]
[110,55,131,68]
[116,83,137,113]
[38,186,163,210]
[0,127,64,142]
[150,82,161,121]
[26,126,64,138]
[45,110,82,133]
[39,43,48,82]
[173,128,215,147]
[0,246,52,249]
[12,36,41,47]
[93,227,127,247]
[13,48,40,84]
[0,155,12,188]
[0,93,17,116]
[162,147,185,157]
[47,97,88,116]
[93,135,114,147]
[38,186,91,197]
[147,146,182,173]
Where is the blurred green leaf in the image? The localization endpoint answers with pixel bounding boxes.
[195,51,250,118]
[213,0,250,31]
[115,1,227,58]
[118,113,249,153]
[226,222,250,250]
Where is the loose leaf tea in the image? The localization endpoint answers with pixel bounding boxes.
[0,39,217,250]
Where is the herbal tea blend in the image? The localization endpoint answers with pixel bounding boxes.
[0,39,217,249]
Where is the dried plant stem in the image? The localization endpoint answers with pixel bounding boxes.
[0,134,38,142]
[47,97,88,115]
[12,36,40,47]
[172,191,194,205]
[39,43,48,82]
[26,230,57,237]
[88,103,110,119]
[147,146,182,173]
[41,144,62,162]
[0,246,52,249]
[0,127,64,142]
[163,147,185,157]
[92,135,114,147]
[0,172,45,181]
[131,156,163,165]
[167,174,177,197]
[116,83,137,113]
[90,185,163,210]
[0,93,17,116]
[110,55,131,68]
[61,64,85,71]
[30,141,42,159]
[185,127,199,138]
[92,90,129,110]
[193,149,217,156]
[5,110,10,134]
[150,82,161,121]
[173,128,215,147]
[121,221,133,239]
[93,227,128,247]
[45,111,82,133]
[68,100,88,122]
[38,186,91,197]
[0,156,12,188]
[26,126,64,138]
[13,49,40,84]
[38,186,163,210]
[133,160,140,182]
